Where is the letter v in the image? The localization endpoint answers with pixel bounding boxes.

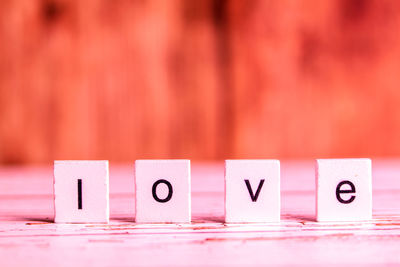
[244,179,265,202]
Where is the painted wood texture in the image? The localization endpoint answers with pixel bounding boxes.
[1,1,400,164]
[1,161,400,266]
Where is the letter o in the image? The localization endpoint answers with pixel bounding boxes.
[152,179,173,203]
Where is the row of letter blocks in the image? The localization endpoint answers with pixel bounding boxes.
[54,159,372,223]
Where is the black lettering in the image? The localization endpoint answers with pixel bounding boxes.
[336,180,356,204]
[78,179,82,209]
[152,179,173,203]
[244,179,265,202]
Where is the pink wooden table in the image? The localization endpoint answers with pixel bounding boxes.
[1,161,400,266]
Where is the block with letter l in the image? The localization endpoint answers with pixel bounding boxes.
[53,160,109,223]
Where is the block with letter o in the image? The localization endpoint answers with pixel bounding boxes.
[135,160,191,223]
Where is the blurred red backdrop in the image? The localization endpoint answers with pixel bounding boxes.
[1,0,400,164]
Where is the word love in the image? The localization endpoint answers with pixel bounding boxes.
[53,159,372,224]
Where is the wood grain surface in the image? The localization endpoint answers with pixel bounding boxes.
[0,161,400,266]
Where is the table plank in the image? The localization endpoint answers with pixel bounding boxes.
[1,161,400,266]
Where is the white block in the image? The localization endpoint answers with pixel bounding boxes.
[316,158,372,222]
[225,160,280,223]
[135,160,191,223]
[54,160,109,223]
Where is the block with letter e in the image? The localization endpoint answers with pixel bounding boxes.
[316,158,372,222]
[225,160,280,223]
[135,160,191,223]
[53,160,109,223]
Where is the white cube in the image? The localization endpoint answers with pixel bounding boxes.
[225,160,280,223]
[135,160,191,223]
[316,158,372,222]
[54,160,109,223]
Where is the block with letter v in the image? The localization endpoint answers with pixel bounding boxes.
[225,160,280,223]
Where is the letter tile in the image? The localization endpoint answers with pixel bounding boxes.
[54,160,109,223]
[225,160,280,223]
[135,160,191,223]
[316,158,372,222]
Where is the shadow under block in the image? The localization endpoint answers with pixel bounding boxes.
[53,160,110,223]
[225,160,280,223]
[135,160,191,223]
[316,158,372,222]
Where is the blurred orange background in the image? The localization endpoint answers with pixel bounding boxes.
[1,0,400,164]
